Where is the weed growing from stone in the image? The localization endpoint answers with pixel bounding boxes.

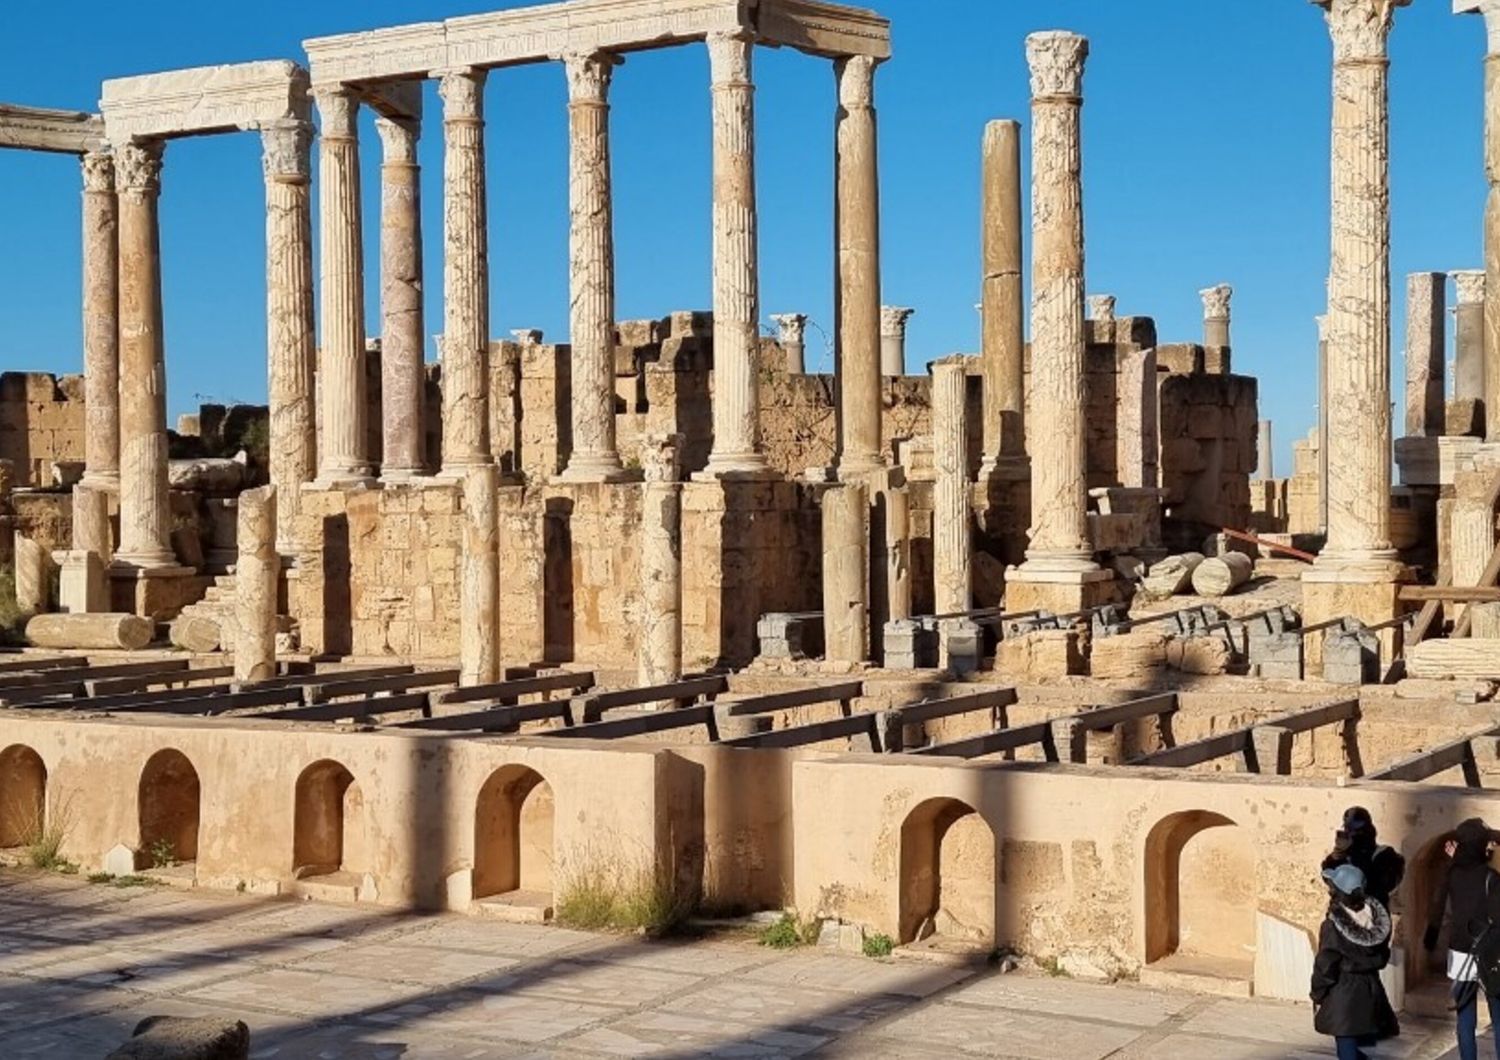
[862,933,894,958]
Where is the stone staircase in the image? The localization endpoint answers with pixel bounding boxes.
[168,570,297,653]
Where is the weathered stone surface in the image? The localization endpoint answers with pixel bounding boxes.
[996,629,1082,680]
[235,486,277,684]
[105,1014,249,1059]
[27,612,152,651]
[55,549,107,614]
[1405,271,1446,437]
[822,482,868,663]
[376,115,425,480]
[1407,639,1500,679]
[459,466,499,686]
[167,456,247,492]
[169,614,223,653]
[0,103,104,153]
[835,55,882,477]
[1323,627,1380,685]
[13,534,50,613]
[1089,629,1168,680]
[81,151,120,490]
[932,357,971,616]
[72,483,112,564]
[1190,552,1254,598]
[639,434,683,687]
[980,120,1024,472]
[1143,552,1204,597]
[101,60,308,141]
[1166,635,1230,676]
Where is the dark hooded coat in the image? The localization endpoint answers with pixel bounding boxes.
[1321,811,1405,907]
[1311,898,1399,1039]
[1427,818,1500,957]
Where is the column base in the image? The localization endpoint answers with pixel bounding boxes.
[108,562,200,622]
[436,459,494,481]
[78,470,120,493]
[308,471,377,491]
[1308,550,1407,582]
[979,454,1031,483]
[1301,566,1412,674]
[378,467,430,486]
[693,455,778,483]
[1004,563,1115,616]
[836,455,887,482]
[555,458,639,485]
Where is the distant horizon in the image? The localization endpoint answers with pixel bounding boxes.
[0,0,1491,477]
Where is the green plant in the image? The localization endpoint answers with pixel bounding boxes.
[0,562,25,647]
[148,838,177,869]
[20,796,76,873]
[87,872,112,884]
[758,913,803,949]
[862,933,894,959]
[111,875,153,888]
[553,851,695,937]
[1037,955,1069,978]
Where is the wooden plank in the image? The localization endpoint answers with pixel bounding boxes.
[87,666,235,698]
[105,685,308,716]
[0,657,189,693]
[1407,640,1500,680]
[394,698,574,732]
[1363,728,1499,785]
[432,671,596,706]
[544,704,716,741]
[581,675,730,720]
[1130,728,1251,769]
[59,682,237,711]
[911,721,1057,761]
[719,679,866,718]
[0,660,198,705]
[0,656,86,676]
[1255,698,1360,736]
[238,664,414,691]
[894,688,1018,727]
[1072,694,1179,734]
[1400,586,1500,604]
[1455,540,1500,638]
[303,668,461,704]
[718,711,880,750]
[252,692,432,723]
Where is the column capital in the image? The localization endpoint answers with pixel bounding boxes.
[1200,283,1233,320]
[880,306,914,337]
[81,150,115,193]
[374,115,420,163]
[707,29,755,84]
[771,313,807,344]
[641,432,684,483]
[1315,0,1409,64]
[438,68,487,122]
[260,119,312,182]
[312,85,359,139]
[115,139,164,194]
[835,53,879,108]
[1454,268,1487,305]
[511,328,543,346]
[564,49,620,102]
[1026,31,1089,100]
[1457,0,1500,51]
[1087,294,1116,322]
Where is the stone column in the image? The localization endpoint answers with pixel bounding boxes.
[772,313,807,374]
[1010,32,1107,610]
[313,86,373,487]
[639,434,683,688]
[113,139,176,570]
[377,115,426,480]
[1452,466,1496,590]
[1458,2,1500,437]
[459,464,499,686]
[835,55,883,478]
[879,306,913,377]
[1454,269,1487,404]
[1311,0,1407,576]
[440,69,492,476]
[72,482,112,565]
[1405,271,1446,437]
[700,32,770,478]
[980,119,1026,476]
[1200,283,1232,347]
[932,356,972,615]
[1255,420,1275,480]
[261,120,317,555]
[556,54,627,483]
[822,481,868,663]
[81,151,119,491]
[235,485,277,685]
[1317,313,1330,532]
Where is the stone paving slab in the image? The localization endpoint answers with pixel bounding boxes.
[943,971,1196,1026]
[873,1002,1142,1059]
[293,939,523,987]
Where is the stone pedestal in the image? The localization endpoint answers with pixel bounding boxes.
[81,151,119,491]
[1003,568,1116,617]
[1301,577,1405,671]
[639,434,683,688]
[822,481,868,663]
[1452,465,1498,589]
[772,313,807,374]
[979,119,1026,479]
[235,486,278,684]
[879,306,913,378]
[834,55,883,478]
[72,483,113,564]
[377,115,426,481]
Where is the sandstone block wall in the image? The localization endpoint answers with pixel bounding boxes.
[0,372,86,486]
[1158,366,1258,536]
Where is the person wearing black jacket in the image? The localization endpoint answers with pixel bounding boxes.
[1425,818,1500,1060]
[1311,863,1398,1060]
[1322,806,1406,908]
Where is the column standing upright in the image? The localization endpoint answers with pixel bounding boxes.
[439,69,492,476]
[834,55,883,478]
[1453,270,1487,406]
[1200,284,1232,348]
[772,313,807,374]
[879,306,913,377]
[1457,1,1500,438]
[81,150,119,491]
[979,119,1026,478]
[261,119,317,554]
[1404,271,1446,437]
[377,114,426,480]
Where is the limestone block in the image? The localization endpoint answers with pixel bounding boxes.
[1142,552,1204,597]
[1089,629,1168,680]
[1407,640,1500,680]
[1448,398,1485,438]
[170,615,223,654]
[1190,552,1254,598]
[26,612,152,651]
[882,619,937,670]
[102,844,137,877]
[12,534,50,613]
[167,455,248,492]
[101,59,309,141]
[1322,628,1380,685]
[996,629,1082,680]
[1155,344,1204,375]
[104,1014,250,1059]
[1248,631,1304,681]
[72,483,113,564]
[1166,635,1230,675]
[1471,603,1500,640]
[939,617,982,675]
[1086,512,1140,552]
[55,549,106,614]
[1254,911,1316,1003]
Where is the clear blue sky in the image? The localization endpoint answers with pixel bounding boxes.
[0,0,1486,476]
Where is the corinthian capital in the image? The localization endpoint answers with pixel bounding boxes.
[564,50,619,102]
[880,306,915,337]
[439,68,487,122]
[1317,0,1409,63]
[260,119,312,180]
[115,140,164,194]
[375,116,420,164]
[1453,269,1487,305]
[81,150,115,193]
[640,432,683,483]
[836,54,878,109]
[707,30,754,85]
[771,313,807,344]
[1026,31,1089,100]
[1088,294,1116,322]
[313,86,358,139]
[1200,283,1233,320]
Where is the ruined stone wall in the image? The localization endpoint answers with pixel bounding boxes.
[1157,349,1257,536]
[1287,431,1323,536]
[0,372,86,487]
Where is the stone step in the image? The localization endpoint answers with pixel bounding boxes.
[471,889,553,924]
[1137,954,1253,998]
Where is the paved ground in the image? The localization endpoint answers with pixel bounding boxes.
[0,868,1485,1059]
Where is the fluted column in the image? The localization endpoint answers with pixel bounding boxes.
[81,151,119,491]
[313,86,373,487]
[1314,0,1407,572]
[235,485,278,684]
[835,55,883,478]
[1454,269,1487,404]
[559,52,628,482]
[1317,313,1330,532]
[879,306,913,377]
[377,115,426,480]
[460,465,499,686]
[113,140,175,570]
[1200,283,1232,348]
[1018,32,1095,573]
[440,69,492,475]
[702,32,770,477]
[639,434,683,688]
[980,119,1026,476]
[772,313,807,374]
[1404,271,1446,437]
[1460,2,1500,437]
[932,356,972,615]
[261,120,317,554]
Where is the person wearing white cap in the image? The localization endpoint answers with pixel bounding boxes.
[1311,862,1398,1060]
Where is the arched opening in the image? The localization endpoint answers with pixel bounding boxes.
[898,797,996,948]
[0,745,47,849]
[1144,810,1255,982]
[473,765,555,909]
[1409,831,1459,989]
[138,749,200,871]
[293,760,358,879]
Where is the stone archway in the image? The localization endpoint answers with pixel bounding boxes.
[1144,810,1255,980]
[898,797,996,947]
[0,745,47,849]
[473,765,555,908]
[1409,831,1459,987]
[138,748,200,868]
[293,759,357,878]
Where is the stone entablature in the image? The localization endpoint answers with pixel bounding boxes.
[0,104,105,154]
[100,61,311,142]
[303,0,890,87]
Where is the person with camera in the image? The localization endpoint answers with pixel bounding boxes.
[1425,818,1500,1060]
[1323,806,1405,907]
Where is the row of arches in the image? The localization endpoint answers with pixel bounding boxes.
[0,745,556,903]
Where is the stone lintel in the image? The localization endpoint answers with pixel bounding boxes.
[101,60,311,143]
[0,104,105,155]
[358,80,423,122]
[305,0,888,86]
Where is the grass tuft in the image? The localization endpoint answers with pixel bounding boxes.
[862,933,894,959]
[553,851,695,937]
